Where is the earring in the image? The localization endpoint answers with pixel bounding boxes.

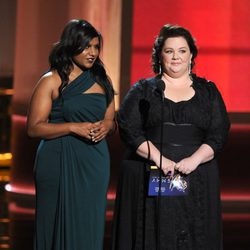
[159,63,162,75]
[189,63,193,80]
[188,63,191,74]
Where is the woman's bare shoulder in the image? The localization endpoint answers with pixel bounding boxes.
[32,70,61,97]
[38,70,61,88]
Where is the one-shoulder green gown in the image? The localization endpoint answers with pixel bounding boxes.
[34,70,110,250]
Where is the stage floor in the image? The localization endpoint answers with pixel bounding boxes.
[0,178,249,249]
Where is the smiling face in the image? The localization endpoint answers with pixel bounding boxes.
[73,37,100,69]
[161,36,192,78]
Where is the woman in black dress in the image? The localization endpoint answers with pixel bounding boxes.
[112,24,230,249]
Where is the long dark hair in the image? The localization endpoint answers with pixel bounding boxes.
[152,24,198,74]
[49,19,114,104]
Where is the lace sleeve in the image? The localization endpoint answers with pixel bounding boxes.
[117,81,147,151]
[203,82,230,155]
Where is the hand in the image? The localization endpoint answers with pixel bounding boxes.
[156,156,176,176]
[175,156,200,175]
[70,122,94,140]
[89,119,114,142]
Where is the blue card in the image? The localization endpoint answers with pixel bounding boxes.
[148,168,189,196]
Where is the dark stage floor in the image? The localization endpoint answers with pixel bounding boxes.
[0,177,250,249]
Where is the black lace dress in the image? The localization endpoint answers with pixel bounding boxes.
[112,75,230,250]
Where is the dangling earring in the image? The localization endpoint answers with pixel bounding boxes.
[159,62,162,75]
[189,62,193,80]
[188,62,191,75]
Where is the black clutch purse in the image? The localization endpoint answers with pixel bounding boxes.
[148,166,189,196]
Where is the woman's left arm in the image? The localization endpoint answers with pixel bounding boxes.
[176,82,230,175]
[91,99,115,142]
[175,144,214,174]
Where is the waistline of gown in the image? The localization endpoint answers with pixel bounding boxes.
[146,122,204,147]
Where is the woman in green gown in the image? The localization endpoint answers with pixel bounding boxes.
[27,19,115,250]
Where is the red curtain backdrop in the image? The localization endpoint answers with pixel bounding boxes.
[131,0,250,112]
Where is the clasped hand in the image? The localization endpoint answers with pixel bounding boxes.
[159,156,199,176]
[174,156,199,175]
[89,119,113,142]
[70,120,113,142]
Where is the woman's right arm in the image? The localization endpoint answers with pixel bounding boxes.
[118,81,175,175]
[136,141,175,176]
[27,74,93,140]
